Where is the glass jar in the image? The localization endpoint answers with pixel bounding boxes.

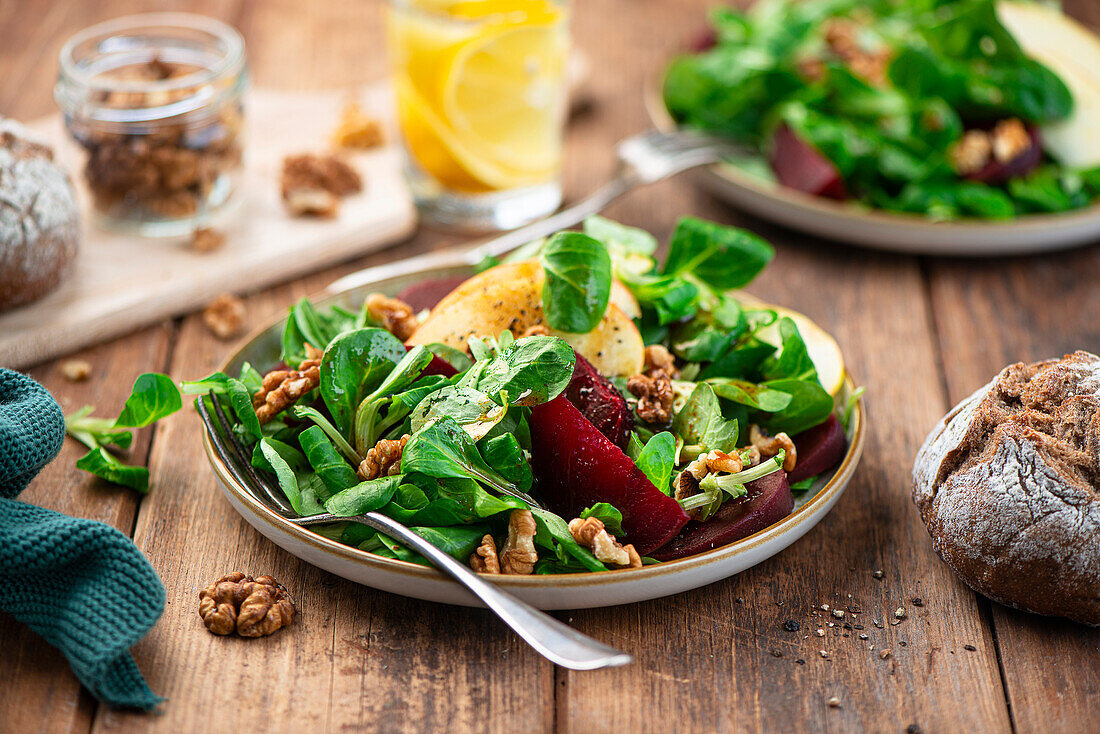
[56,13,248,236]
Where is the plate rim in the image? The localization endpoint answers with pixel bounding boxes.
[201,264,866,589]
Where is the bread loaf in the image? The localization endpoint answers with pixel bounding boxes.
[0,117,80,310]
[912,351,1100,625]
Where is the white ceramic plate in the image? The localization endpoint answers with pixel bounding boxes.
[203,250,865,609]
[645,83,1100,257]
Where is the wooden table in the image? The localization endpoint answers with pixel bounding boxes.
[3,1,1099,732]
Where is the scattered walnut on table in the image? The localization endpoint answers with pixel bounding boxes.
[252,354,323,424]
[365,293,419,341]
[202,293,246,340]
[500,509,539,575]
[280,153,362,218]
[470,534,501,574]
[331,102,385,150]
[568,516,642,568]
[198,572,295,637]
[750,425,797,471]
[60,359,91,382]
[626,368,674,424]
[357,434,410,481]
[190,226,225,253]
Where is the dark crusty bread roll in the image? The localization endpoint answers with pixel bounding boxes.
[912,351,1100,625]
[0,116,80,311]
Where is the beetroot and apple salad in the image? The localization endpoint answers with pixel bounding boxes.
[181,216,852,573]
[663,0,1100,220]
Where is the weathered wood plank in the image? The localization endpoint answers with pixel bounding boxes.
[0,324,173,734]
[927,242,1100,734]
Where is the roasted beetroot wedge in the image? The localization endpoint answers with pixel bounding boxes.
[788,414,848,483]
[564,353,634,448]
[530,395,689,555]
[769,124,848,199]
[406,345,457,378]
[651,470,794,561]
[396,276,468,313]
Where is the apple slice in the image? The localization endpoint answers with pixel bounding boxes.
[651,470,794,561]
[787,414,847,484]
[769,124,848,200]
[529,394,689,555]
[406,261,644,377]
[564,353,634,449]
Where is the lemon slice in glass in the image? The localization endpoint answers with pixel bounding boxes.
[441,4,568,179]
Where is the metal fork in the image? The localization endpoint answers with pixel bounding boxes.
[327,129,748,294]
[195,392,632,670]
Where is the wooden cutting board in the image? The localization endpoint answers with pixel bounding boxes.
[0,83,417,370]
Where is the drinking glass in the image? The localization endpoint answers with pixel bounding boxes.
[386,0,570,231]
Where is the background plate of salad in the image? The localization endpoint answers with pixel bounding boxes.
[652,0,1100,255]
[197,218,865,609]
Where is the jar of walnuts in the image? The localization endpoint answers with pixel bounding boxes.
[56,13,247,235]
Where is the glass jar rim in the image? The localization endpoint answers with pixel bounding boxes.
[56,13,246,124]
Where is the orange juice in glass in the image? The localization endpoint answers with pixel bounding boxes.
[386,0,570,230]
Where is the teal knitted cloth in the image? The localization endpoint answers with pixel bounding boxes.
[0,368,164,710]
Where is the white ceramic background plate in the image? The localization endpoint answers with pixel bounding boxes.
[204,251,865,609]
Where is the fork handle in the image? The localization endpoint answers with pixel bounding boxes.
[296,512,632,671]
[325,171,640,296]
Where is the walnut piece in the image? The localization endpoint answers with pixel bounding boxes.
[281,153,362,218]
[252,356,322,424]
[202,293,246,340]
[627,368,674,424]
[358,434,410,480]
[365,293,419,341]
[331,102,385,149]
[822,18,892,86]
[950,130,993,176]
[750,425,797,471]
[500,509,539,574]
[198,572,295,637]
[470,534,501,574]
[191,226,225,253]
[643,344,679,378]
[568,516,642,568]
[991,118,1031,164]
[705,449,743,475]
[60,359,91,382]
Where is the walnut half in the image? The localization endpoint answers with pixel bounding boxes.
[568,516,642,568]
[500,509,539,574]
[198,572,295,637]
[626,368,674,425]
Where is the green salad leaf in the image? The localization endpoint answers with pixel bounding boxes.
[540,231,613,333]
[476,335,576,406]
